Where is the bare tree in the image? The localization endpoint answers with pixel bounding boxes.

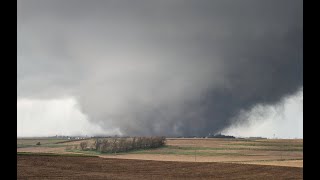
[94,138,102,151]
[80,142,88,150]
[111,138,118,153]
[91,136,166,153]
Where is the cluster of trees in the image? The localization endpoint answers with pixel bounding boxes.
[79,137,166,153]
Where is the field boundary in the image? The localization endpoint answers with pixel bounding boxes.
[17,152,98,157]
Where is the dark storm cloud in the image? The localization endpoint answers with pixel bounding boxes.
[17,0,303,136]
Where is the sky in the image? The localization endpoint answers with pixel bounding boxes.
[17,0,303,138]
[222,88,303,139]
[17,89,303,138]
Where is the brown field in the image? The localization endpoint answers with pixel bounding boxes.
[17,155,303,180]
[17,138,303,179]
[18,138,303,167]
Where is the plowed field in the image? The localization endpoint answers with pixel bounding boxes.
[17,155,303,180]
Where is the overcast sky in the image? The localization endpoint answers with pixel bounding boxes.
[17,0,303,138]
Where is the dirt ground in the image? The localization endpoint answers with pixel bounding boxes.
[17,155,303,180]
[90,138,303,167]
[236,160,303,167]
[17,147,68,154]
[98,153,302,166]
[17,138,303,167]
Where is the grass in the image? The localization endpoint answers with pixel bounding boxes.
[224,143,303,152]
[18,138,303,159]
[228,143,303,147]
[17,138,77,148]
[65,144,302,157]
[66,146,262,157]
[128,150,259,156]
[226,158,303,163]
[161,145,303,152]
[66,149,104,156]
[17,143,73,148]
[17,138,69,144]
[66,147,169,156]
[17,152,97,157]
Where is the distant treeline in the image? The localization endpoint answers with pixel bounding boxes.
[78,137,166,153]
[209,134,235,138]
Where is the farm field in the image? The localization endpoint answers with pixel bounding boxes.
[17,138,78,148]
[17,154,302,180]
[17,138,303,167]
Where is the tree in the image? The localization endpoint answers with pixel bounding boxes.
[94,139,102,151]
[80,142,88,150]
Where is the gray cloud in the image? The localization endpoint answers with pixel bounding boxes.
[17,0,303,136]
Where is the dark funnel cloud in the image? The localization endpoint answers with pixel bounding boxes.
[17,0,303,136]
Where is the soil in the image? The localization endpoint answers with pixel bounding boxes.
[17,155,303,180]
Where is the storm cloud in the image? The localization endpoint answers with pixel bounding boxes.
[17,0,303,136]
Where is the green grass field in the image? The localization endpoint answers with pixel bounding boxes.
[17,152,97,157]
[17,138,303,167]
[17,138,73,148]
